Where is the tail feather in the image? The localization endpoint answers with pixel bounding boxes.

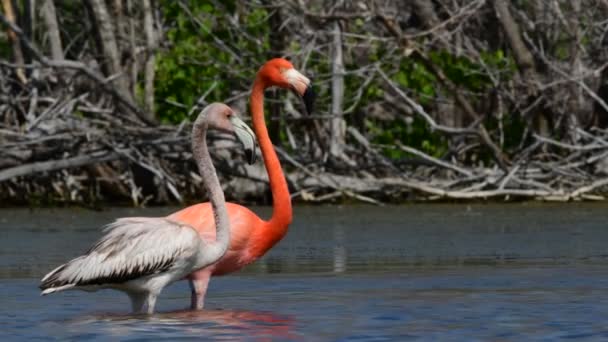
[40,263,70,294]
[41,283,76,296]
[41,263,67,283]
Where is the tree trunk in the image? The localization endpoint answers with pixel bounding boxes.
[87,0,141,119]
[88,0,124,81]
[593,2,608,128]
[493,0,551,138]
[142,0,156,116]
[40,0,64,60]
[20,0,34,63]
[565,0,585,136]
[492,0,536,80]
[126,0,137,97]
[2,0,27,83]
[330,21,345,157]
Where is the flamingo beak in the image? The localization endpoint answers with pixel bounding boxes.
[285,68,315,115]
[302,83,315,115]
[230,115,257,164]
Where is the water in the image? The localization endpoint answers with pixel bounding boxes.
[1,203,608,340]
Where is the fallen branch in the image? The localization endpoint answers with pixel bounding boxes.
[0,13,155,126]
[0,152,121,182]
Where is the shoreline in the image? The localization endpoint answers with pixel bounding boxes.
[2,195,608,209]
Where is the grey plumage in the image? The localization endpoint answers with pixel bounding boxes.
[40,217,202,293]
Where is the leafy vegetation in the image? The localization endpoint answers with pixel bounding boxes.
[154,4,518,163]
[156,2,270,123]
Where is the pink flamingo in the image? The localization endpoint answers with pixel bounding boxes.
[39,103,257,314]
[169,58,314,309]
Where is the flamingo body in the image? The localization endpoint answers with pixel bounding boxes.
[169,202,284,276]
[40,217,213,312]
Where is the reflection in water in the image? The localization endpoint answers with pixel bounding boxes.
[67,309,296,340]
[333,224,346,273]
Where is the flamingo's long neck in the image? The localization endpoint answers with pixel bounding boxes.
[251,77,292,233]
[191,119,230,266]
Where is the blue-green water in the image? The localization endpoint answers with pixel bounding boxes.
[1,204,608,340]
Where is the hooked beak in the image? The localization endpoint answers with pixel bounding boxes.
[230,115,257,165]
[285,68,316,115]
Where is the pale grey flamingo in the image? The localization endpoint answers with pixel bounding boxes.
[39,103,257,314]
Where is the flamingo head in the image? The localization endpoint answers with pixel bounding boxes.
[257,58,315,115]
[199,103,257,164]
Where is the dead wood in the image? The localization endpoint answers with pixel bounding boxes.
[2,1,608,205]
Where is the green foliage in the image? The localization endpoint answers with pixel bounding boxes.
[363,56,441,159]
[395,59,436,103]
[364,49,514,161]
[155,2,270,123]
[367,116,447,159]
[0,38,10,60]
[153,4,519,163]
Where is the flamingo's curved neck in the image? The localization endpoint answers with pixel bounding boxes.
[191,119,230,265]
[251,77,292,230]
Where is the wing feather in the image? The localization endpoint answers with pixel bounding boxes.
[40,217,201,292]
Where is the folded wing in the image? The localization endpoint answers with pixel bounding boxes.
[40,217,201,294]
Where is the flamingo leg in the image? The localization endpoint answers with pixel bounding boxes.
[128,292,146,313]
[188,270,211,310]
[145,293,158,314]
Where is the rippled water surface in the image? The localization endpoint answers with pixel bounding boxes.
[1,204,608,340]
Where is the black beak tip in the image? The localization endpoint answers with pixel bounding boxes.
[245,148,256,165]
[302,85,315,115]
